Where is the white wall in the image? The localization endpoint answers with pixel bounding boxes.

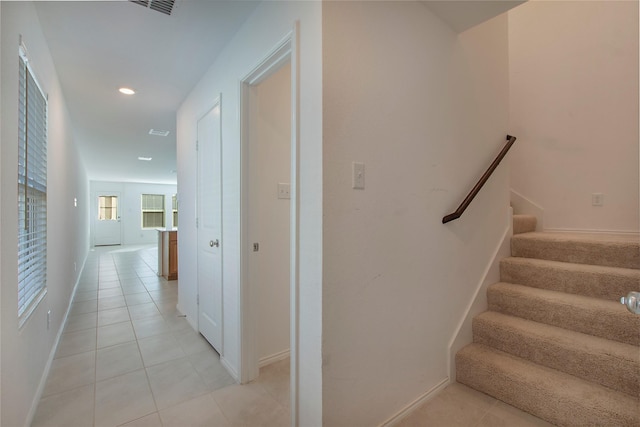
[90,180,177,246]
[176,2,322,424]
[250,64,291,363]
[322,2,510,425]
[1,3,90,426]
[509,0,639,233]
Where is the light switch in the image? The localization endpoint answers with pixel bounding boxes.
[278,183,291,199]
[352,162,365,190]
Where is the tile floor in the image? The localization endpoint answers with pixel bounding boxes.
[32,245,289,427]
[33,244,554,427]
[395,382,555,427]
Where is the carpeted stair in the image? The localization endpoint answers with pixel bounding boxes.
[456,215,640,426]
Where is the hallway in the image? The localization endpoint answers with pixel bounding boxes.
[31,245,290,427]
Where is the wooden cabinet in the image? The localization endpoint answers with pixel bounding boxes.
[158,229,178,281]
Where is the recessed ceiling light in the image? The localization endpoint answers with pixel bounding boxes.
[138,156,152,161]
[149,129,170,137]
[119,87,136,95]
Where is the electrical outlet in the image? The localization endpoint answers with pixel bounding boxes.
[592,193,604,206]
[277,183,291,199]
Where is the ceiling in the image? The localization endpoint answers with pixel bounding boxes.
[34,0,260,184]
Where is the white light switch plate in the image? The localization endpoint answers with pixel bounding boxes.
[353,162,365,190]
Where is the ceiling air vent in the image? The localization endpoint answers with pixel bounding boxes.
[129,0,176,16]
[149,129,170,137]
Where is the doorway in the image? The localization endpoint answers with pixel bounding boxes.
[249,61,292,368]
[94,192,122,246]
[196,98,223,354]
[239,32,299,401]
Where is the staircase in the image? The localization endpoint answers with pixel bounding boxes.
[456,215,640,426]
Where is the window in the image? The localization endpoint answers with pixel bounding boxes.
[98,195,118,220]
[172,194,178,228]
[141,194,164,228]
[17,46,48,322]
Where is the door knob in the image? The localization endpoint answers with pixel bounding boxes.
[209,239,220,248]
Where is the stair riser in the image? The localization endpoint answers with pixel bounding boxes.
[513,215,537,234]
[511,237,639,269]
[487,285,640,346]
[473,316,639,396]
[500,259,640,301]
[456,345,639,427]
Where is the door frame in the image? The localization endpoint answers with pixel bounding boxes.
[92,191,122,247]
[196,95,224,353]
[239,23,300,423]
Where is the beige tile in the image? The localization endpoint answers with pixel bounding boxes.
[176,330,215,356]
[98,306,131,326]
[74,290,98,302]
[56,329,97,358]
[43,351,96,396]
[440,382,497,412]
[188,349,237,391]
[396,391,491,427]
[118,412,163,427]
[32,384,94,427]
[97,321,136,348]
[128,302,161,320]
[211,383,289,427]
[159,393,231,427]
[146,358,210,410]
[163,313,192,332]
[138,333,186,367]
[125,292,153,306]
[155,299,178,315]
[132,315,173,339]
[478,401,556,427]
[96,341,144,381]
[95,369,157,427]
[257,358,290,409]
[99,279,121,289]
[98,294,126,310]
[148,288,177,302]
[64,311,97,333]
[70,299,98,315]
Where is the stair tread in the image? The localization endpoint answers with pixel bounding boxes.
[502,256,640,277]
[500,256,640,301]
[511,232,639,269]
[474,311,639,395]
[513,231,640,244]
[487,282,640,345]
[457,343,639,427]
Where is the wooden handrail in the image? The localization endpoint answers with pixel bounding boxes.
[442,134,517,224]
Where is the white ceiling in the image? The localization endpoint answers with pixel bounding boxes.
[34,0,260,184]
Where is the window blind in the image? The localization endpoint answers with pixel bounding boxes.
[141,194,165,228]
[18,52,48,320]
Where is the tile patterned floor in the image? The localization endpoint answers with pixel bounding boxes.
[32,245,554,427]
[395,382,555,427]
[32,245,288,427]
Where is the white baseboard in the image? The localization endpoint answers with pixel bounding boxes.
[380,378,450,426]
[25,252,89,427]
[221,356,240,383]
[258,349,290,368]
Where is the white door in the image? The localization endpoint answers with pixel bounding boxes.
[197,101,223,353]
[95,192,121,246]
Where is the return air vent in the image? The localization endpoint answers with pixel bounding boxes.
[129,0,176,16]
